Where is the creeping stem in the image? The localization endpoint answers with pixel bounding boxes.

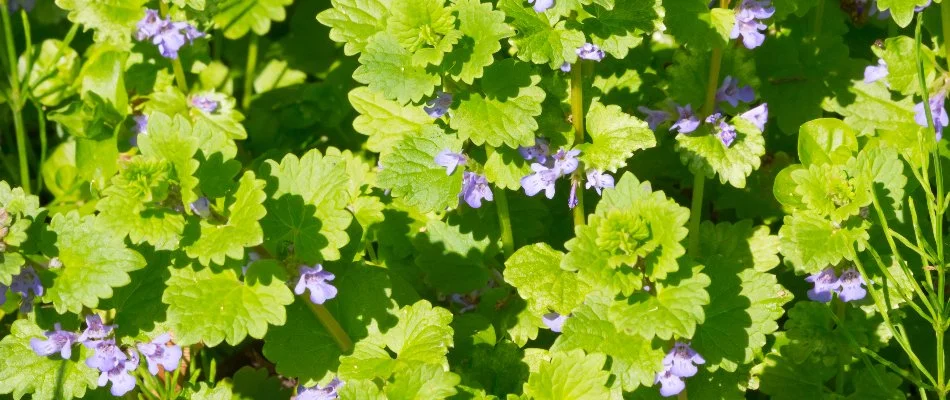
[305,301,354,353]
[686,45,723,256]
[243,35,259,109]
[487,147,515,257]
[570,61,586,227]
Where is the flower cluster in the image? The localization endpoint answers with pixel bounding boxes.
[30,315,182,396]
[519,139,614,208]
[191,94,220,114]
[914,92,949,140]
[295,264,338,305]
[805,267,867,303]
[296,377,344,400]
[730,0,774,49]
[641,76,767,147]
[432,149,494,208]
[425,91,453,118]
[8,266,42,313]
[135,9,205,59]
[561,43,605,73]
[655,342,705,397]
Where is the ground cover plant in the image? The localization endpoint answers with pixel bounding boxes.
[2,0,950,398]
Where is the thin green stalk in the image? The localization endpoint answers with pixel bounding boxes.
[570,61,586,227]
[1,3,29,194]
[33,100,45,193]
[485,146,515,256]
[909,198,941,302]
[365,241,378,263]
[25,23,78,91]
[159,1,188,92]
[834,300,848,394]
[304,301,353,352]
[865,245,934,324]
[687,45,723,255]
[19,10,30,83]
[242,35,259,109]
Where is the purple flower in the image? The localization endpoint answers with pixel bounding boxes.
[705,113,723,124]
[295,265,338,305]
[560,62,572,72]
[655,369,686,397]
[191,94,219,113]
[805,267,841,303]
[663,342,705,378]
[542,312,567,333]
[527,0,554,13]
[152,20,188,59]
[716,76,755,108]
[740,103,769,132]
[914,93,949,140]
[585,170,615,195]
[731,0,773,49]
[0,283,6,306]
[434,150,467,175]
[86,339,127,373]
[450,292,478,313]
[190,197,211,218]
[297,377,344,400]
[551,148,580,175]
[460,172,494,208]
[638,106,672,130]
[864,59,888,84]
[97,349,138,396]
[424,91,452,118]
[518,138,551,164]
[568,181,579,209]
[838,268,867,302]
[183,25,205,43]
[77,315,115,346]
[11,266,43,312]
[576,43,605,62]
[30,323,77,359]
[670,104,700,134]
[717,120,737,147]
[135,9,162,41]
[521,164,559,199]
[136,333,182,375]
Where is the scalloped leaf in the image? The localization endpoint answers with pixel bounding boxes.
[498,0,585,68]
[349,86,435,155]
[138,113,201,207]
[184,171,267,266]
[778,211,868,273]
[0,320,98,400]
[163,260,294,346]
[505,243,590,315]
[45,212,146,314]
[354,32,441,105]
[54,0,146,45]
[317,0,392,56]
[610,264,711,340]
[444,0,514,84]
[97,157,185,250]
[377,129,463,212]
[675,115,766,188]
[578,101,656,172]
[213,0,293,39]
[450,59,546,148]
[523,349,611,400]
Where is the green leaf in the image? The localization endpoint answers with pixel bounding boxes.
[213,0,293,39]
[386,0,459,66]
[231,367,292,400]
[846,146,906,220]
[580,0,662,59]
[443,0,514,84]
[783,302,884,366]
[0,181,41,217]
[498,0,585,68]
[676,115,766,188]
[578,101,656,172]
[791,163,872,223]
[691,221,793,371]
[663,0,734,50]
[54,0,147,44]
[552,292,665,391]
[563,172,690,294]
[349,86,436,154]
[881,36,936,96]
[483,146,532,190]
[163,260,294,346]
[262,149,353,262]
[184,171,268,266]
[822,80,918,136]
[138,113,201,208]
[377,129,464,212]
[104,249,171,338]
[97,157,186,250]
[316,0,392,56]
[756,350,836,400]
[385,363,461,399]
[846,365,904,400]
[778,212,868,273]
[413,219,497,293]
[610,264,711,340]
[797,118,858,167]
[0,320,98,400]
[261,299,344,383]
[451,59,546,148]
[523,349,611,400]
[875,0,931,27]
[45,212,146,314]
[505,243,590,315]
[253,60,307,93]
[19,39,80,107]
[354,32,441,104]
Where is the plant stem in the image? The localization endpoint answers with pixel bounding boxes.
[33,100,45,193]
[570,62,586,227]
[687,45,723,256]
[242,35,258,109]
[304,301,353,353]
[159,1,188,92]
[835,299,848,394]
[494,187,515,257]
[1,3,29,194]
[24,23,77,91]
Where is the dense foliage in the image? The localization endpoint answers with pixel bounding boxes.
[1,0,950,398]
